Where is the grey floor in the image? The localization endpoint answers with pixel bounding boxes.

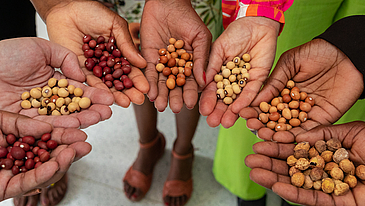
[0,15,283,206]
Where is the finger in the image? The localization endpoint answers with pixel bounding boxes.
[50,128,87,145]
[220,108,239,128]
[248,167,290,190]
[205,42,224,85]
[167,85,183,114]
[239,107,260,120]
[205,101,227,127]
[182,77,198,110]
[0,111,53,139]
[64,142,92,162]
[191,31,212,88]
[199,82,218,116]
[155,74,170,112]
[127,67,150,101]
[144,63,159,101]
[245,153,289,176]
[252,141,295,160]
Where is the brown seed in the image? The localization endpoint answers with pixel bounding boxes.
[174,40,184,49]
[167,58,176,67]
[166,78,176,90]
[162,67,172,76]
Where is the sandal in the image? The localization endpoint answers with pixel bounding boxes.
[162,148,194,206]
[123,133,166,201]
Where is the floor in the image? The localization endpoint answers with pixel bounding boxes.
[0,14,284,206]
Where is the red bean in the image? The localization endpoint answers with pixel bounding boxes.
[112,49,122,58]
[32,146,40,155]
[25,159,35,170]
[103,50,110,57]
[12,165,20,175]
[106,43,115,52]
[108,36,116,44]
[22,136,35,145]
[0,147,8,158]
[84,49,94,58]
[13,141,21,147]
[121,65,131,75]
[1,159,13,170]
[37,141,48,150]
[107,58,115,67]
[26,151,34,159]
[123,78,133,89]
[85,58,95,71]
[94,49,103,58]
[7,153,14,161]
[40,152,50,162]
[82,43,90,51]
[99,55,107,62]
[20,166,27,173]
[46,140,58,150]
[14,160,24,167]
[99,61,107,68]
[19,143,30,151]
[105,81,113,88]
[93,66,103,78]
[6,134,16,145]
[120,75,128,81]
[114,81,124,91]
[97,36,105,44]
[121,59,130,66]
[37,149,47,157]
[41,133,51,142]
[89,39,97,48]
[112,69,124,79]
[34,162,42,168]
[11,146,26,160]
[96,43,105,51]
[103,67,112,75]
[34,156,40,163]
[83,35,92,43]
[114,63,121,70]
[105,74,114,81]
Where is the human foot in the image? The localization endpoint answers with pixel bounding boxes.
[13,173,68,206]
[163,145,194,206]
[123,132,166,201]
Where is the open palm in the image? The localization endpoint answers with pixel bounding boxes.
[240,39,363,142]
[141,0,212,112]
[245,122,365,206]
[199,17,280,128]
[44,1,149,107]
[0,37,114,129]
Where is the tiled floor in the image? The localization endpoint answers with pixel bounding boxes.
[0,14,284,206]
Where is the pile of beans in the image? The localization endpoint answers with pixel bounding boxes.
[258,80,314,131]
[82,35,133,91]
[214,54,251,105]
[287,140,365,196]
[20,78,91,115]
[0,133,57,175]
[155,38,193,90]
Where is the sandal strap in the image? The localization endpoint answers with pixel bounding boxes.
[139,133,162,149]
[171,150,193,160]
[163,179,193,199]
[123,167,152,194]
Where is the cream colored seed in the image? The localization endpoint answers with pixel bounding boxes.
[233,57,241,65]
[68,102,79,113]
[30,88,42,99]
[241,68,248,74]
[41,86,52,98]
[156,63,165,72]
[221,65,226,71]
[241,73,250,80]
[216,81,224,89]
[21,91,30,100]
[21,100,31,109]
[60,105,70,115]
[237,74,242,80]
[41,98,50,107]
[72,97,81,104]
[31,99,41,108]
[216,89,225,99]
[58,88,69,98]
[223,97,233,105]
[225,88,233,97]
[242,53,251,62]
[229,75,236,83]
[238,79,246,87]
[52,110,61,116]
[79,97,91,109]
[239,60,245,67]
[222,69,231,78]
[38,107,47,115]
[232,84,241,94]
[48,78,58,87]
[226,61,235,70]
[52,87,59,95]
[169,38,176,45]
[232,68,241,75]
[47,103,56,111]
[223,79,231,87]
[232,93,237,99]
[56,98,65,108]
[74,88,83,97]
[243,63,251,70]
[287,80,295,89]
[67,85,76,95]
[64,97,72,105]
[58,79,68,88]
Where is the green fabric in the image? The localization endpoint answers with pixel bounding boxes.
[213,0,365,201]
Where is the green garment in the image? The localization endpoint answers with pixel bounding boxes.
[213,0,365,201]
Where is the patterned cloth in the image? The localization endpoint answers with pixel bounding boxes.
[222,0,293,32]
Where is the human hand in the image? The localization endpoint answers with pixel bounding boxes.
[245,121,365,206]
[141,0,212,113]
[0,37,114,129]
[200,17,280,128]
[0,110,92,201]
[43,0,149,107]
[240,39,363,142]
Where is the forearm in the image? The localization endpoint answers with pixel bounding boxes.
[30,0,74,22]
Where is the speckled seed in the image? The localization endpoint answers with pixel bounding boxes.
[299,112,307,122]
[223,97,233,105]
[58,88,69,98]
[21,92,30,100]
[21,100,31,109]
[79,97,91,109]
[217,89,225,99]
[238,79,246,87]
[31,99,41,108]
[30,88,42,99]
[57,79,68,88]
[73,88,83,97]
[242,53,251,62]
[52,110,61,116]
[38,107,47,115]
[233,57,241,65]
[243,63,251,70]
[60,105,69,115]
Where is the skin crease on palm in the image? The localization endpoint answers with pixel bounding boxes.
[199,16,280,128]
[0,38,114,129]
[41,1,150,108]
[245,122,365,206]
[0,111,92,201]
[239,39,364,142]
[140,0,212,113]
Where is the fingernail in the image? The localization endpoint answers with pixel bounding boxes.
[203,71,206,85]
[132,194,137,198]
[150,99,155,102]
[165,202,169,206]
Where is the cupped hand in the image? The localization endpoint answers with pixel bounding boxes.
[44,0,149,107]
[0,37,114,129]
[140,0,212,113]
[200,17,280,128]
[240,39,363,142]
[245,121,365,206]
[0,111,92,201]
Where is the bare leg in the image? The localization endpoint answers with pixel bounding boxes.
[123,97,165,201]
[164,102,200,206]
